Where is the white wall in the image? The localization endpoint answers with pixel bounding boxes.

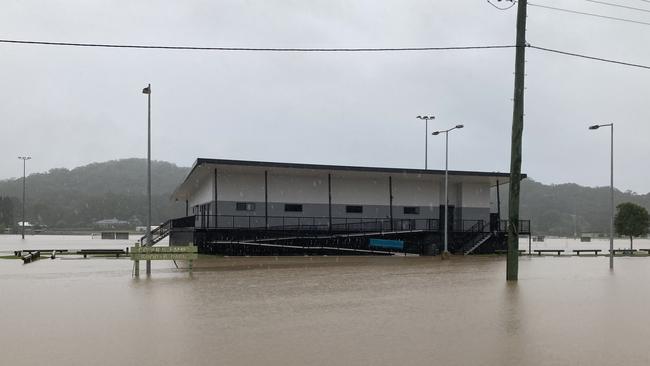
[331,175,390,205]
[188,177,213,207]
[392,176,439,207]
[188,165,494,210]
[439,181,461,206]
[218,172,266,202]
[462,182,490,208]
[268,173,328,204]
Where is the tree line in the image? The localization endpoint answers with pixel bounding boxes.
[0,159,188,229]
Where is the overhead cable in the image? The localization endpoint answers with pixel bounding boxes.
[585,0,650,14]
[0,39,517,52]
[528,2,650,26]
[529,45,650,70]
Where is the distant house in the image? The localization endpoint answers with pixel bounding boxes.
[94,218,130,229]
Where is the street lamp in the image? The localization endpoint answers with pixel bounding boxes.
[17,156,31,239]
[432,124,464,258]
[142,84,152,276]
[589,123,614,269]
[417,115,435,169]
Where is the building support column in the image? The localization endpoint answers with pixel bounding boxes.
[185,200,188,217]
[496,179,501,226]
[214,168,218,228]
[265,170,269,229]
[389,176,394,231]
[328,173,332,232]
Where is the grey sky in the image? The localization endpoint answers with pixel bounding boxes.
[1,0,649,192]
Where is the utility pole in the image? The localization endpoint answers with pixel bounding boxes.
[18,156,31,239]
[507,0,527,281]
[142,84,152,276]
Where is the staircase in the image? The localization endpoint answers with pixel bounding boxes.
[139,219,172,246]
[463,232,493,255]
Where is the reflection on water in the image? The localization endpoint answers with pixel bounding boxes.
[2,236,650,365]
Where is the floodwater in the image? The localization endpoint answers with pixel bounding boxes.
[2,235,650,366]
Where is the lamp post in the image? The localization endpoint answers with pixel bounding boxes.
[17,156,31,239]
[432,124,464,258]
[417,115,435,169]
[142,84,152,275]
[589,123,614,269]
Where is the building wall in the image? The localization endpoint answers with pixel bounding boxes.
[188,168,492,226]
[188,176,213,208]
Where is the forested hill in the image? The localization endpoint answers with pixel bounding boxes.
[0,159,189,228]
[0,158,647,235]
[512,179,650,236]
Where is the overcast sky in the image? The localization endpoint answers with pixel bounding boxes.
[1,0,649,192]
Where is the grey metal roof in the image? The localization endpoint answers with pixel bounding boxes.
[172,158,525,200]
[193,158,521,178]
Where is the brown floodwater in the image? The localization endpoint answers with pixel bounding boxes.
[2,235,650,365]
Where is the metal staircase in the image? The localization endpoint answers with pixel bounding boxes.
[463,232,493,255]
[139,220,172,246]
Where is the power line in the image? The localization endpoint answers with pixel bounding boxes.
[528,2,650,26]
[1,37,648,71]
[0,39,517,52]
[529,45,650,70]
[585,0,650,14]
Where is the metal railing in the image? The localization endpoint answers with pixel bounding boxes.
[195,215,441,233]
[498,220,531,234]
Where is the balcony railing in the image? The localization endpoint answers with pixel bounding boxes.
[498,220,531,234]
[192,214,517,234]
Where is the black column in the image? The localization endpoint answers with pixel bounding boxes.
[328,173,332,232]
[214,168,218,228]
[265,170,269,229]
[389,176,393,231]
[185,200,188,216]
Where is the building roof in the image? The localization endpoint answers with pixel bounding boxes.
[95,218,130,225]
[172,158,526,201]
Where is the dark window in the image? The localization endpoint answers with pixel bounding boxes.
[236,202,256,211]
[284,204,303,212]
[403,206,420,215]
[346,205,363,213]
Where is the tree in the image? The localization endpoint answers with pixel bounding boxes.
[614,202,650,250]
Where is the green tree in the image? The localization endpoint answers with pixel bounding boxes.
[614,202,650,250]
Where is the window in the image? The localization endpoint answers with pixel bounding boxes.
[284,204,303,212]
[346,205,363,213]
[403,206,420,215]
[236,202,256,211]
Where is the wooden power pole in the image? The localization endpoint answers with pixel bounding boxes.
[507,0,528,281]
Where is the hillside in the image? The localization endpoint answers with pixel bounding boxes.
[511,179,650,236]
[0,159,647,235]
[0,159,189,228]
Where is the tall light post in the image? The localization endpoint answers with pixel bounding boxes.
[432,124,464,258]
[142,84,152,276]
[589,123,614,269]
[417,115,435,169]
[17,156,31,239]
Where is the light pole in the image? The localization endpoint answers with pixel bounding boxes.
[432,124,464,258]
[142,84,152,275]
[17,156,31,239]
[417,115,435,169]
[589,123,614,269]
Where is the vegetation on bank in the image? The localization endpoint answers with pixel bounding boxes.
[0,159,188,229]
[503,180,650,236]
[615,202,650,250]
[0,158,649,236]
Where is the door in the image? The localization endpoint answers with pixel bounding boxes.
[439,205,455,232]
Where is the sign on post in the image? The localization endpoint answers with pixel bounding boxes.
[130,245,198,261]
